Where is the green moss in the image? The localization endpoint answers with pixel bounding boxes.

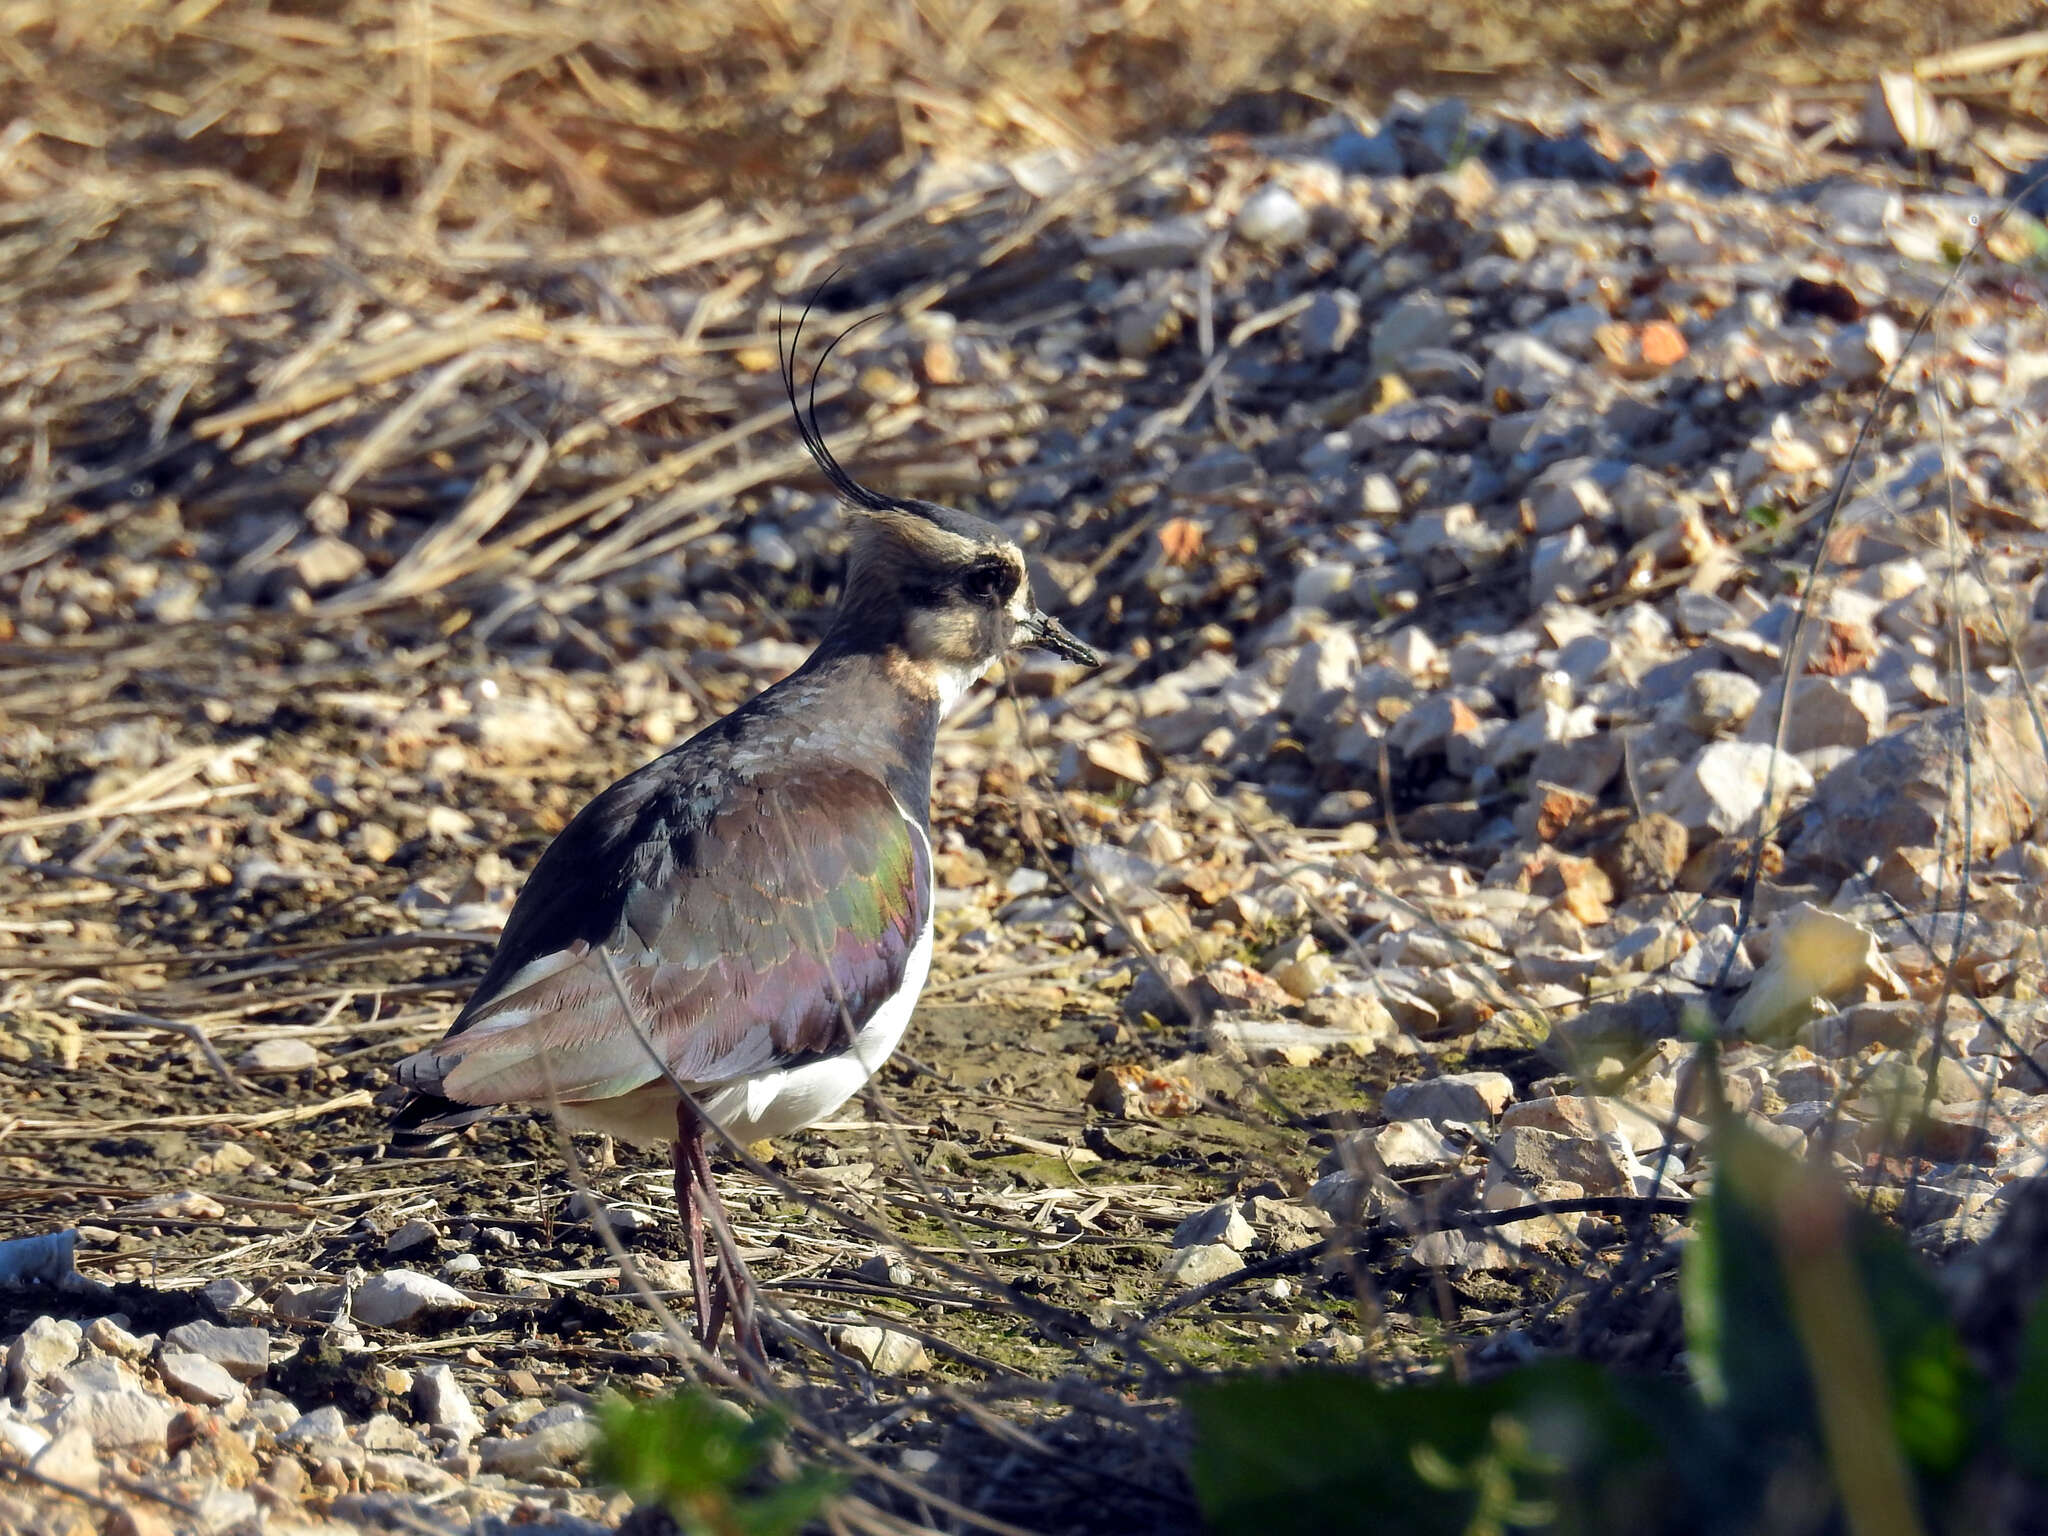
[978,1152,1105,1189]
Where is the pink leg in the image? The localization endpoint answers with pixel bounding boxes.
[672,1101,716,1349]
[685,1123,764,1362]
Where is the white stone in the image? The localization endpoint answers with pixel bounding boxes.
[1743,675,1887,752]
[1208,1014,1372,1065]
[1671,925,1754,987]
[351,1270,471,1329]
[625,1329,685,1359]
[1291,560,1355,612]
[477,1411,599,1479]
[83,1318,149,1362]
[0,1232,76,1288]
[198,1277,257,1314]
[1160,1243,1242,1288]
[413,1363,483,1445]
[275,1283,349,1324]
[1309,1171,1373,1225]
[1370,291,1454,369]
[1360,473,1402,517]
[1172,1202,1257,1252]
[162,1321,269,1381]
[280,1404,350,1447]
[828,1325,929,1376]
[1368,1119,1464,1176]
[1498,1095,1683,1158]
[1487,1126,1633,1196]
[1829,315,1903,382]
[1654,740,1814,836]
[362,1411,425,1455]
[1680,670,1761,737]
[1483,334,1576,406]
[1380,1072,1515,1125]
[53,1360,173,1451]
[293,534,366,592]
[157,1349,242,1406]
[237,1037,320,1073]
[1058,734,1153,791]
[1528,475,1610,537]
[1863,71,1947,151]
[1529,526,1615,605]
[1606,921,1685,974]
[116,1189,225,1220]
[1126,819,1186,864]
[1727,903,1906,1042]
[1385,625,1440,680]
[385,1219,440,1257]
[1411,1230,1514,1274]
[0,1416,49,1463]
[462,693,587,764]
[5,1316,80,1398]
[1235,184,1309,248]
[29,1425,99,1494]
[1281,630,1361,718]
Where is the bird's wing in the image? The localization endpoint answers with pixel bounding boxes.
[394,761,930,1113]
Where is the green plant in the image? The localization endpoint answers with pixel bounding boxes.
[1410,1415,1559,1536]
[1187,1121,2032,1536]
[594,1388,842,1536]
[1187,1356,1684,1535]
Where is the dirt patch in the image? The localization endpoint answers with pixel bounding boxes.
[6,8,2048,1528]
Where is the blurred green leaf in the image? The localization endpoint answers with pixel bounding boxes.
[1679,1189,1726,1410]
[2025,218,2048,266]
[733,1468,845,1536]
[594,1389,841,1536]
[1999,1278,2048,1483]
[1859,1225,1977,1477]
[1186,1360,1684,1536]
[1683,1129,1820,1457]
[1690,1123,1983,1504]
[1192,1123,2001,1536]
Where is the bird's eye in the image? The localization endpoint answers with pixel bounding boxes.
[962,563,1013,604]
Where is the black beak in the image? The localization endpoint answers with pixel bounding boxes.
[1020,610,1102,668]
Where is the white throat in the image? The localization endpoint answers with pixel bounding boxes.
[934,657,994,718]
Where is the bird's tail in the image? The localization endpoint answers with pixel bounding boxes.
[386,1090,494,1154]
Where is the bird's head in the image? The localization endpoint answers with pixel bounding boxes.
[836,502,1098,705]
[784,309,1100,707]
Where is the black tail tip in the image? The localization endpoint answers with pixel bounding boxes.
[387,1093,491,1155]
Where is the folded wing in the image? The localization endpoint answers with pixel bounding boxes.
[394,762,929,1118]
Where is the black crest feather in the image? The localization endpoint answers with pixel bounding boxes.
[779,284,908,514]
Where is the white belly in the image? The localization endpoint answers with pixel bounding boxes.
[554,920,933,1148]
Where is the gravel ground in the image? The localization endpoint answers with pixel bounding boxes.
[7,82,2048,1534]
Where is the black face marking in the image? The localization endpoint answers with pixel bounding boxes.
[960,559,1018,607]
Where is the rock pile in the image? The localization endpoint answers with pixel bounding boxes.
[0,1300,621,1536]
[6,79,2048,1531]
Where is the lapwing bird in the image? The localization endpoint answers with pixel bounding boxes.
[391,332,1101,1357]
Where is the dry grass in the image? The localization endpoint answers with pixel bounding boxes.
[3,7,2048,1531]
[1,0,2037,234]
